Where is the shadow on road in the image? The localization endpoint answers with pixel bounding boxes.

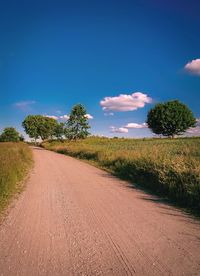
[96,170,200,224]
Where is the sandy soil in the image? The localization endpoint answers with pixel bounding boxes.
[0,147,200,275]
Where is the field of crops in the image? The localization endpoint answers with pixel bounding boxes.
[43,137,200,211]
[0,142,33,213]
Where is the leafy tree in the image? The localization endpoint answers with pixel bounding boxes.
[66,104,90,140]
[146,100,196,138]
[53,122,65,140]
[0,127,21,142]
[22,115,58,141]
[37,116,58,140]
[22,115,40,142]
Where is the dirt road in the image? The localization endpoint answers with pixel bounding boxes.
[0,147,200,275]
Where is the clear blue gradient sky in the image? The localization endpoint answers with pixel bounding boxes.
[0,0,200,137]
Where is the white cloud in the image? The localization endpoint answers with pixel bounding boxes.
[25,113,93,121]
[44,115,58,120]
[187,126,200,135]
[84,114,93,119]
[60,114,69,121]
[100,92,152,112]
[184,58,200,75]
[110,126,128,133]
[14,100,36,111]
[125,122,147,129]
[104,112,114,116]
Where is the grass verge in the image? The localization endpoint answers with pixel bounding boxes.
[0,142,33,214]
[42,137,200,213]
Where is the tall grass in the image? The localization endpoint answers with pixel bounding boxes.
[43,137,200,211]
[0,142,33,212]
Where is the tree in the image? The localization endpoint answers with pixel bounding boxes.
[146,100,196,138]
[22,115,40,142]
[66,104,90,140]
[37,116,58,140]
[0,127,21,142]
[53,122,65,140]
[22,115,58,141]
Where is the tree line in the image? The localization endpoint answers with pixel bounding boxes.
[0,100,197,142]
[22,104,90,142]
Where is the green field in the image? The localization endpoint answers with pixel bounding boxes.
[0,142,33,213]
[43,137,200,211]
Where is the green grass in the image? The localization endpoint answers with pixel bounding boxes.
[43,137,200,212]
[0,142,33,213]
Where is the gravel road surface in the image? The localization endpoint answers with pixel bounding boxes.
[0,147,200,275]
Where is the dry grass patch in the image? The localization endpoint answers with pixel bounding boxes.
[0,142,33,213]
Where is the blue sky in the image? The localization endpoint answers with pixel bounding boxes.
[0,0,200,138]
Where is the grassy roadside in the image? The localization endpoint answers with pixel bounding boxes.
[42,137,200,212]
[0,142,33,214]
